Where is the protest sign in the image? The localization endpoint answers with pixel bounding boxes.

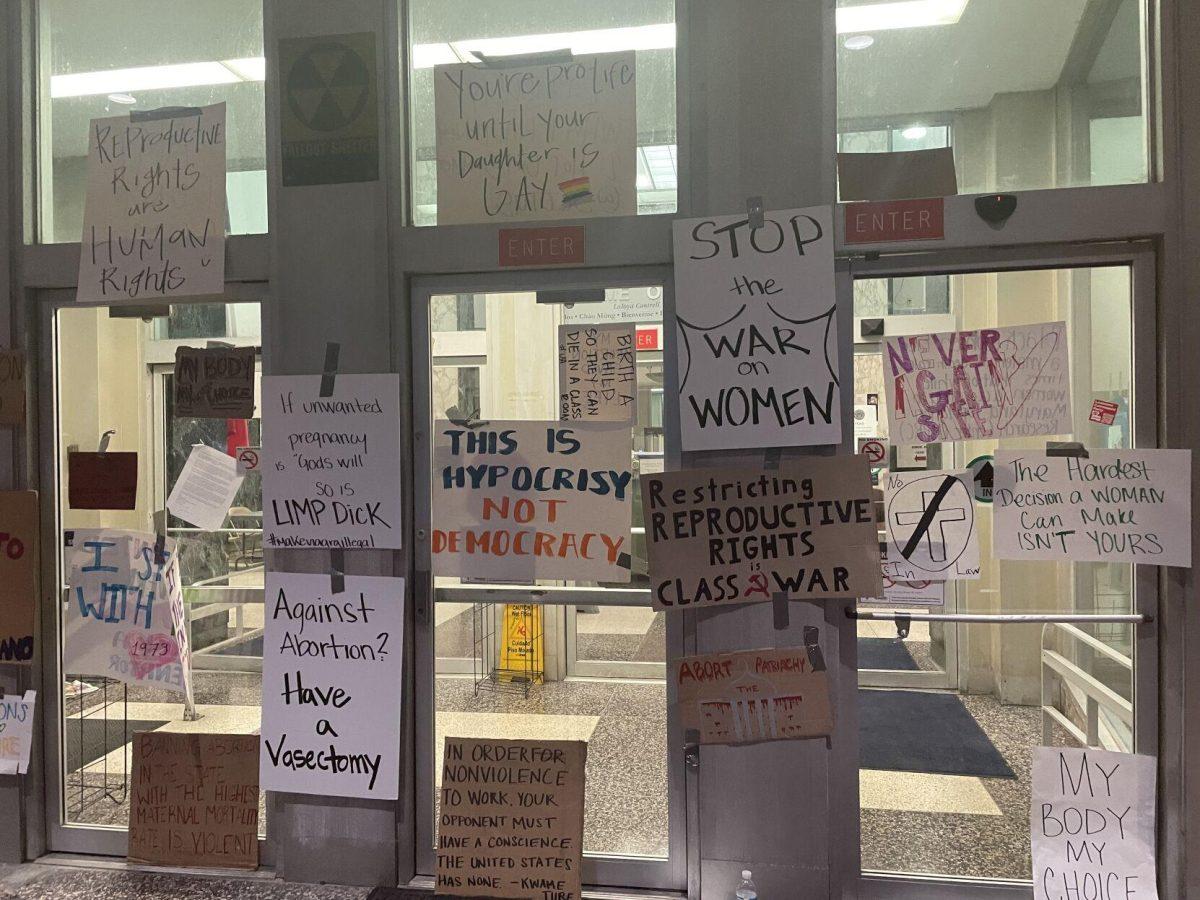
[437,738,585,899]
[674,205,841,451]
[78,103,226,302]
[260,572,404,800]
[1031,747,1157,900]
[558,324,636,423]
[0,691,36,775]
[0,350,26,426]
[993,449,1191,567]
[641,456,881,610]
[173,346,256,419]
[0,491,39,664]
[432,421,633,583]
[67,451,138,509]
[129,732,260,869]
[167,444,244,532]
[63,530,193,705]
[883,470,980,581]
[434,52,636,224]
[675,646,833,745]
[883,321,1071,444]
[262,374,403,550]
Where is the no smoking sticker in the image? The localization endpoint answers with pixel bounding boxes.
[236,446,261,475]
[859,439,887,465]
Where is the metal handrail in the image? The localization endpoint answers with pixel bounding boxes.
[1041,621,1135,752]
[436,584,652,607]
[849,610,1150,624]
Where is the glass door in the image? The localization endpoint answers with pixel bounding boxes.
[411,268,685,891]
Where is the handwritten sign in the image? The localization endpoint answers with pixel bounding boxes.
[167,444,244,532]
[884,321,1071,444]
[67,451,138,509]
[437,738,585,899]
[993,449,1191,567]
[675,646,832,745]
[129,732,260,869]
[0,492,39,664]
[0,351,26,426]
[432,421,632,583]
[260,572,404,800]
[173,346,256,419]
[674,205,841,451]
[0,691,36,775]
[641,457,881,610]
[63,529,193,705]
[78,103,226,302]
[557,324,636,423]
[434,52,636,224]
[883,470,980,581]
[262,374,403,550]
[1032,747,1158,900]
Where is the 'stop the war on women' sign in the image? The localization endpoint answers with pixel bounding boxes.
[673,205,841,451]
[78,103,226,303]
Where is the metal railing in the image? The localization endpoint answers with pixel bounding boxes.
[1040,621,1133,752]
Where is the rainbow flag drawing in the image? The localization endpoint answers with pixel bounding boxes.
[558,176,594,207]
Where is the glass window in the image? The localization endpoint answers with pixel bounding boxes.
[407,1,677,225]
[39,0,267,243]
[837,0,1148,192]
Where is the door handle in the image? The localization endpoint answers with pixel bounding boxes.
[848,610,1150,625]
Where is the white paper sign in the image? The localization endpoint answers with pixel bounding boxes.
[862,569,946,608]
[674,205,840,451]
[262,374,403,550]
[434,52,636,224]
[558,323,636,422]
[994,449,1191,567]
[1032,747,1158,900]
[78,103,226,302]
[884,321,1071,444]
[0,690,36,775]
[883,470,980,581]
[432,420,632,583]
[260,572,404,800]
[167,444,244,532]
[63,530,192,703]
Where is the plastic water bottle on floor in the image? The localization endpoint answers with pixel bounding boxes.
[735,869,758,899]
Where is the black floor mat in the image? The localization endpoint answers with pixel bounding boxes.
[858,637,920,671]
[65,718,167,772]
[859,689,1015,778]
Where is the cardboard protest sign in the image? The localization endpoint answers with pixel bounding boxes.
[434,52,636,224]
[557,324,636,423]
[674,205,841,451]
[129,732,260,869]
[67,451,138,509]
[167,444,244,532]
[675,646,833,745]
[1031,747,1158,900]
[0,350,26,426]
[262,374,403,549]
[78,103,226,302]
[432,421,633,583]
[0,691,36,775]
[0,491,40,664]
[994,449,1191,567]
[641,456,881,610]
[883,470,980,581]
[173,346,256,418]
[260,572,404,800]
[437,738,585,899]
[63,530,193,705]
[883,321,1071,444]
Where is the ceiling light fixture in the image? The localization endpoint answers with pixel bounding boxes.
[106,93,137,105]
[837,0,969,34]
[843,34,876,50]
[902,125,929,140]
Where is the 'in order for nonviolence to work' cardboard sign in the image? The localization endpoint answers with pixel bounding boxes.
[676,645,833,745]
[129,732,260,869]
[641,456,882,610]
[557,323,636,423]
[173,346,256,419]
[437,738,586,899]
[0,491,40,664]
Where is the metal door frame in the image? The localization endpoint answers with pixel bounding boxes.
[409,265,686,892]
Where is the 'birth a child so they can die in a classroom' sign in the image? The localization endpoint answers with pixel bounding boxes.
[78,103,226,303]
[434,52,636,225]
[557,323,636,423]
[262,374,404,550]
[673,205,841,451]
[432,421,633,583]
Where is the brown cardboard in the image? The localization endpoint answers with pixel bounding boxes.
[67,452,138,510]
[0,491,39,664]
[173,346,256,419]
[437,738,586,899]
[128,732,260,869]
[837,148,958,202]
[675,646,834,744]
[557,324,636,423]
[0,351,27,427]
[641,456,883,611]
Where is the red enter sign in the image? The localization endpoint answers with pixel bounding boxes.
[498,226,585,267]
[845,198,945,244]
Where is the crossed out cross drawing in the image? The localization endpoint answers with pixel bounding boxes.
[890,475,971,567]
